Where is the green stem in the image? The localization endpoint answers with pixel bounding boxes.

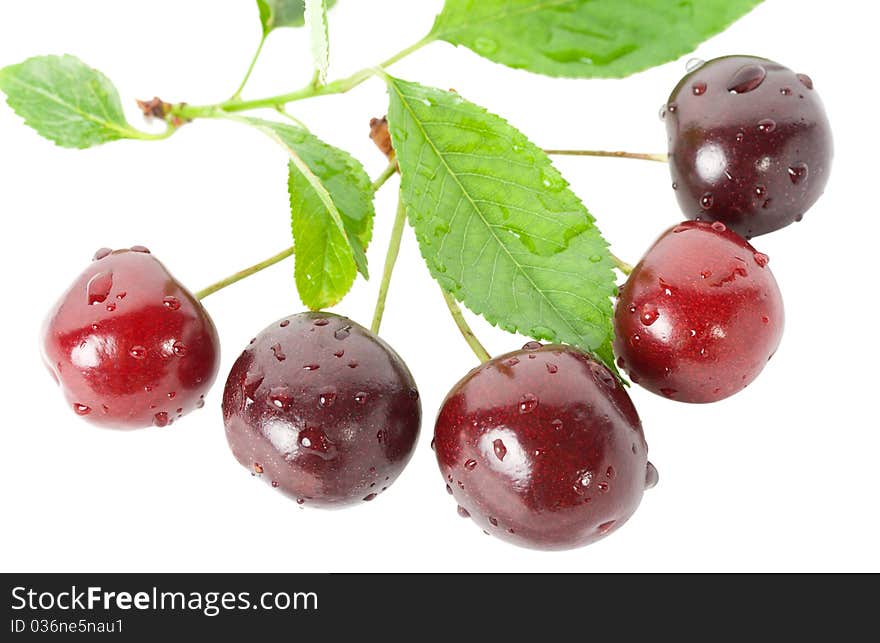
[545,149,668,163]
[195,246,294,300]
[441,289,491,364]
[371,159,398,192]
[173,37,431,121]
[611,253,634,276]
[230,33,268,100]
[371,196,408,335]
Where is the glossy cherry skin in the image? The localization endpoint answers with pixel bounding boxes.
[666,55,833,237]
[614,221,784,403]
[434,344,654,550]
[42,247,220,429]
[222,313,421,508]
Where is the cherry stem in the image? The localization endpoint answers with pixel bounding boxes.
[195,246,295,300]
[545,149,668,163]
[370,195,407,335]
[611,253,634,276]
[230,33,267,101]
[441,289,492,364]
[194,160,399,301]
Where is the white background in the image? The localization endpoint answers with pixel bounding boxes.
[1,1,876,573]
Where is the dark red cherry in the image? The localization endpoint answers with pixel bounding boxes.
[222,313,421,508]
[614,221,784,403]
[42,247,220,429]
[665,56,833,237]
[434,344,654,550]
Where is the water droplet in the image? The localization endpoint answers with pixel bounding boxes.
[73,403,91,415]
[268,386,292,411]
[464,459,477,471]
[700,269,712,280]
[797,73,814,90]
[162,296,181,311]
[271,481,279,488]
[430,438,436,451]
[318,392,336,408]
[551,419,563,431]
[576,470,593,491]
[116,291,126,300]
[303,363,320,371]
[522,341,542,351]
[660,387,677,398]
[780,87,792,96]
[755,185,767,198]
[667,102,678,113]
[757,119,776,134]
[589,254,602,263]
[753,252,770,267]
[788,163,809,184]
[597,482,609,493]
[597,520,616,534]
[518,393,538,414]
[333,349,344,358]
[299,427,337,460]
[672,182,679,191]
[445,484,453,495]
[506,357,520,367]
[129,346,146,359]
[93,247,112,261]
[167,391,176,400]
[313,318,329,327]
[348,361,358,369]
[354,392,367,405]
[711,221,727,233]
[735,131,745,143]
[658,104,667,120]
[640,306,659,326]
[727,64,767,93]
[172,342,187,357]
[296,498,306,505]
[606,466,616,479]
[762,315,770,324]
[686,57,705,72]
[153,412,169,427]
[334,326,352,340]
[493,439,507,461]
[87,272,113,305]
[363,493,377,502]
[488,517,499,527]
[270,343,286,361]
[700,193,714,209]
[130,245,151,254]
[457,506,470,518]
[254,463,264,475]
[645,462,660,489]
[197,396,205,409]
[692,81,707,96]
[105,303,116,312]
[546,363,558,374]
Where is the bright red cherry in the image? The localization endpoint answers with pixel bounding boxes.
[42,247,220,429]
[434,343,655,550]
[614,221,784,403]
[665,55,833,237]
[222,313,421,508]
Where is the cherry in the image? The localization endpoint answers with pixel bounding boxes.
[222,312,421,507]
[665,55,833,238]
[614,221,784,403]
[433,343,654,550]
[42,247,220,429]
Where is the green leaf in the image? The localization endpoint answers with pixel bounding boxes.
[305,0,330,84]
[385,76,617,369]
[257,0,337,35]
[429,0,762,78]
[245,118,374,309]
[0,54,157,148]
